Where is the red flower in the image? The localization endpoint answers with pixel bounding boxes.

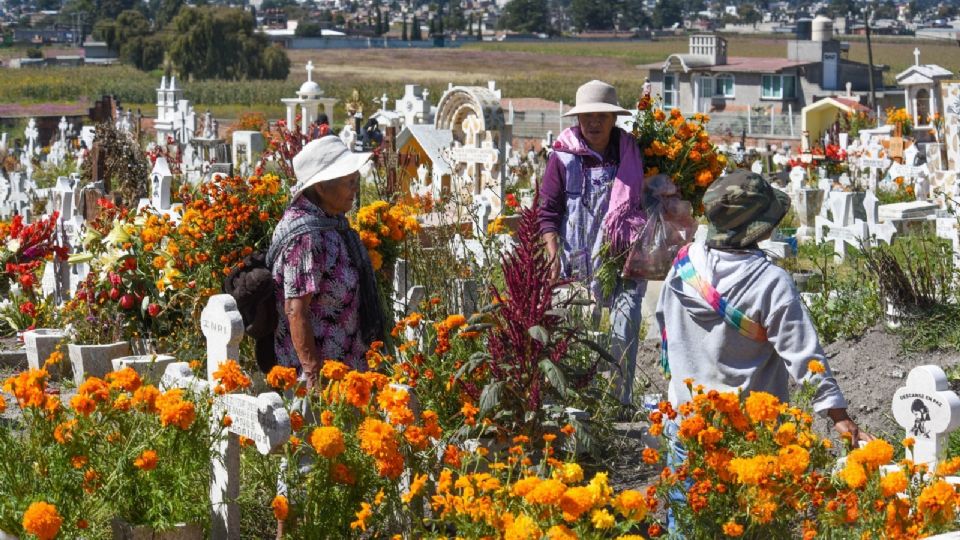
[19,302,36,318]
[505,193,519,208]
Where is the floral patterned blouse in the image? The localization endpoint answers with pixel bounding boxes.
[273,197,366,371]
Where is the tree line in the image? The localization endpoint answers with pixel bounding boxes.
[64,0,289,80]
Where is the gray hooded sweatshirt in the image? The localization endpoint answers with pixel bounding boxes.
[655,242,848,416]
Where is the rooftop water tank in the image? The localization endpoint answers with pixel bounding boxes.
[812,15,833,41]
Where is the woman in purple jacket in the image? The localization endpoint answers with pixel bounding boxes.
[539,80,647,410]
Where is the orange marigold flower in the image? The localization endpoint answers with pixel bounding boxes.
[525,479,567,506]
[808,360,825,374]
[461,401,479,426]
[642,448,660,465]
[310,426,346,459]
[212,360,251,394]
[358,417,403,479]
[70,394,96,416]
[401,473,428,504]
[678,415,707,440]
[744,391,782,423]
[722,521,744,537]
[134,449,158,471]
[131,385,160,412]
[503,512,541,540]
[71,455,88,469]
[546,524,578,540]
[106,367,142,392]
[839,460,867,489]
[613,489,648,521]
[271,495,289,521]
[266,366,297,391]
[880,470,908,497]
[559,486,594,521]
[918,480,957,521]
[317,410,331,428]
[560,423,576,436]
[77,377,110,401]
[337,371,373,408]
[22,501,62,540]
[53,420,77,444]
[777,444,810,477]
[156,389,196,430]
[331,462,356,485]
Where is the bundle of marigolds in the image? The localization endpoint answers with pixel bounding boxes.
[262,359,447,538]
[0,359,215,538]
[422,431,653,539]
[634,94,726,215]
[647,377,960,539]
[352,199,421,272]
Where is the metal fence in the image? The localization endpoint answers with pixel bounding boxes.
[707,111,801,139]
[510,111,576,141]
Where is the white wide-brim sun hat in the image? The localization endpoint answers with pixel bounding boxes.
[562,79,632,117]
[291,136,372,201]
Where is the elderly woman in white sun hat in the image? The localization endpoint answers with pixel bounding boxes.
[539,80,648,412]
[269,135,387,390]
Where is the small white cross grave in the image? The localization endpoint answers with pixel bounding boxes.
[391,258,425,317]
[160,295,291,540]
[815,191,870,261]
[892,365,960,468]
[24,118,38,156]
[789,166,805,192]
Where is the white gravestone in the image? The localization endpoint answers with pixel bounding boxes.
[815,191,870,261]
[892,365,960,468]
[391,258,425,317]
[789,166,805,193]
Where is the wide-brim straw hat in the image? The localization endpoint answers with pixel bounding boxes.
[562,80,632,117]
[291,136,371,201]
[703,169,791,250]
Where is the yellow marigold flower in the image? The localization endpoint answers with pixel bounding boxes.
[272,495,289,521]
[553,462,584,484]
[134,449,158,471]
[938,457,960,476]
[880,470,908,497]
[839,460,867,489]
[559,486,594,521]
[744,391,782,423]
[401,473,428,503]
[848,439,894,471]
[612,489,648,521]
[266,366,297,391]
[350,502,372,531]
[310,426,346,459]
[722,521,744,537]
[546,524,578,540]
[591,508,615,529]
[775,422,797,446]
[808,360,825,374]
[503,512,541,540]
[728,455,778,485]
[22,501,62,540]
[777,444,810,477]
[524,478,567,506]
[587,472,613,506]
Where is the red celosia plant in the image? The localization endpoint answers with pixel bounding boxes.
[258,116,321,180]
[469,203,596,439]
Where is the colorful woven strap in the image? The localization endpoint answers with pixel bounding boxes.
[673,244,768,342]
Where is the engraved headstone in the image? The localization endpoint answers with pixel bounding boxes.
[892,365,960,468]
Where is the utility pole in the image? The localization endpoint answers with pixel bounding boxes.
[864,7,876,110]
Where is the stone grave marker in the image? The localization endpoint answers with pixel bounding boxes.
[391,258,425,317]
[789,166,805,193]
[892,365,960,468]
[452,278,478,316]
[112,354,176,383]
[815,191,870,261]
[23,329,69,380]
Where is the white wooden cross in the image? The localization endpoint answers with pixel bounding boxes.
[892,365,960,468]
[162,295,291,540]
[391,258,425,317]
[814,191,870,261]
[24,118,38,156]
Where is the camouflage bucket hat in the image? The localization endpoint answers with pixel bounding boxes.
[703,169,791,250]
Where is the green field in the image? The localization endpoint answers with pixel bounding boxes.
[0,35,955,122]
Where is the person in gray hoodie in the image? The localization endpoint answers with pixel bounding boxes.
[655,169,870,443]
